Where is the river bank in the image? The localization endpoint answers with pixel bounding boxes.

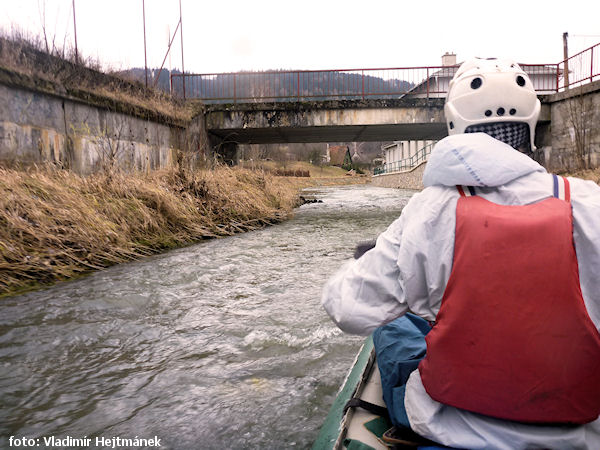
[0,165,367,298]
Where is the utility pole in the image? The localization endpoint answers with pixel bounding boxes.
[168,25,172,92]
[72,0,79,64]
[179,0,185,99]
[563,32,569,89]
[143,0,148,88]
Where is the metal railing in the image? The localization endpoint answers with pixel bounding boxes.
[562,42,599,89]
[171,42,599,102]
[373,142,435,175]
[171,66,458,102]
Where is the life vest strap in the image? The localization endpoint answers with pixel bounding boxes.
[458,175,571,202]
[456,185,476,197]
[553,174,571,202]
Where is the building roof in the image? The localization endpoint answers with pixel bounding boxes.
[328,145,351,166]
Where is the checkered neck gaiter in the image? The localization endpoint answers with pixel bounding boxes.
[465,122,531,152]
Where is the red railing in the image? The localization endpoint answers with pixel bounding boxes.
[562,42,599,89]
[171,66,459,102]
[171,43,599,102]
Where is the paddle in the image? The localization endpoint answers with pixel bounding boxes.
[354,240,377,259]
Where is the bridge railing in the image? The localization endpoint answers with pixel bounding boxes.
[170,66,461,102]
[171,43,599,102]
[171,64,567,102]
[373,142,436,175]
[561,42,600,89]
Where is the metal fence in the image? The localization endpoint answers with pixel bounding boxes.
[170,66,460,102]
[170,43,599,102]
[562,42,600,89]
[373,142,435,175]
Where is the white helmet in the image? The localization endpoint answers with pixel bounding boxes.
[444,57,541,152]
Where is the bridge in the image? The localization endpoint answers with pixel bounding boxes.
[202,97,447,145]
[180,44,598,166]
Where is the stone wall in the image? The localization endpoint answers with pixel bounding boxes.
[0,67,198,174]
[371,162,426,189]
[537,80,600,172]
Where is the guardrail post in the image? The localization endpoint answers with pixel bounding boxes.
[426,68,430,100]
[361,70,365,100]
[233,74,237,103]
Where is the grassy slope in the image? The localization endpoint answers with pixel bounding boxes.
[242,160,371,184]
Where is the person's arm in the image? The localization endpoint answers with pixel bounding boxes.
[321,186,458,335]
[321,214,408,335]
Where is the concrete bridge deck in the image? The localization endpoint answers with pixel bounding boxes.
[201,97,448,145]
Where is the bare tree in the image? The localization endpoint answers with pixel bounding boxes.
[565,88,593,170]
[38,0,50,54]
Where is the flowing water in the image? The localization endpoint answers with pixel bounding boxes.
[0,184,416,449]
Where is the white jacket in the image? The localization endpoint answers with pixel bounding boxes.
[322,133,600,450]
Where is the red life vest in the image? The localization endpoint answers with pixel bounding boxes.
[418,176,600,424]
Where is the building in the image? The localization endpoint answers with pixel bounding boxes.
[404,52,458,99]
[327,145,353,169]
[378,140,437,174]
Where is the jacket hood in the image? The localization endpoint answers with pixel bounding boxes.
[423,133,546,188]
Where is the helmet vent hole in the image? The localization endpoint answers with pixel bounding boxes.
[516,76,526,87]
[471,77,482,89]
[497,107,505,116]
[485,110,492,117]
[510,108,517,115]
[449,121,454,129]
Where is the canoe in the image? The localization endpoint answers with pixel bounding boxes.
[312,337,447,450]
[312,337,392,450]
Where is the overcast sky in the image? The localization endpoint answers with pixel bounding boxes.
[1,0,599,74]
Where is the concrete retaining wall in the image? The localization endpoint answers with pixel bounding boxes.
[0,68,194,174]
[537,81,600,172]
[371,162,426,189]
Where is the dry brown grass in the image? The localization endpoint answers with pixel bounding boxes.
[0,33,191,123]
[563,168,600,184]
[241,160,371,185]
[0,166,302,297]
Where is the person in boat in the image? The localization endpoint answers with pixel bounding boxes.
[322,57,600,449]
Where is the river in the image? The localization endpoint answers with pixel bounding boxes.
[0,184,416,449]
